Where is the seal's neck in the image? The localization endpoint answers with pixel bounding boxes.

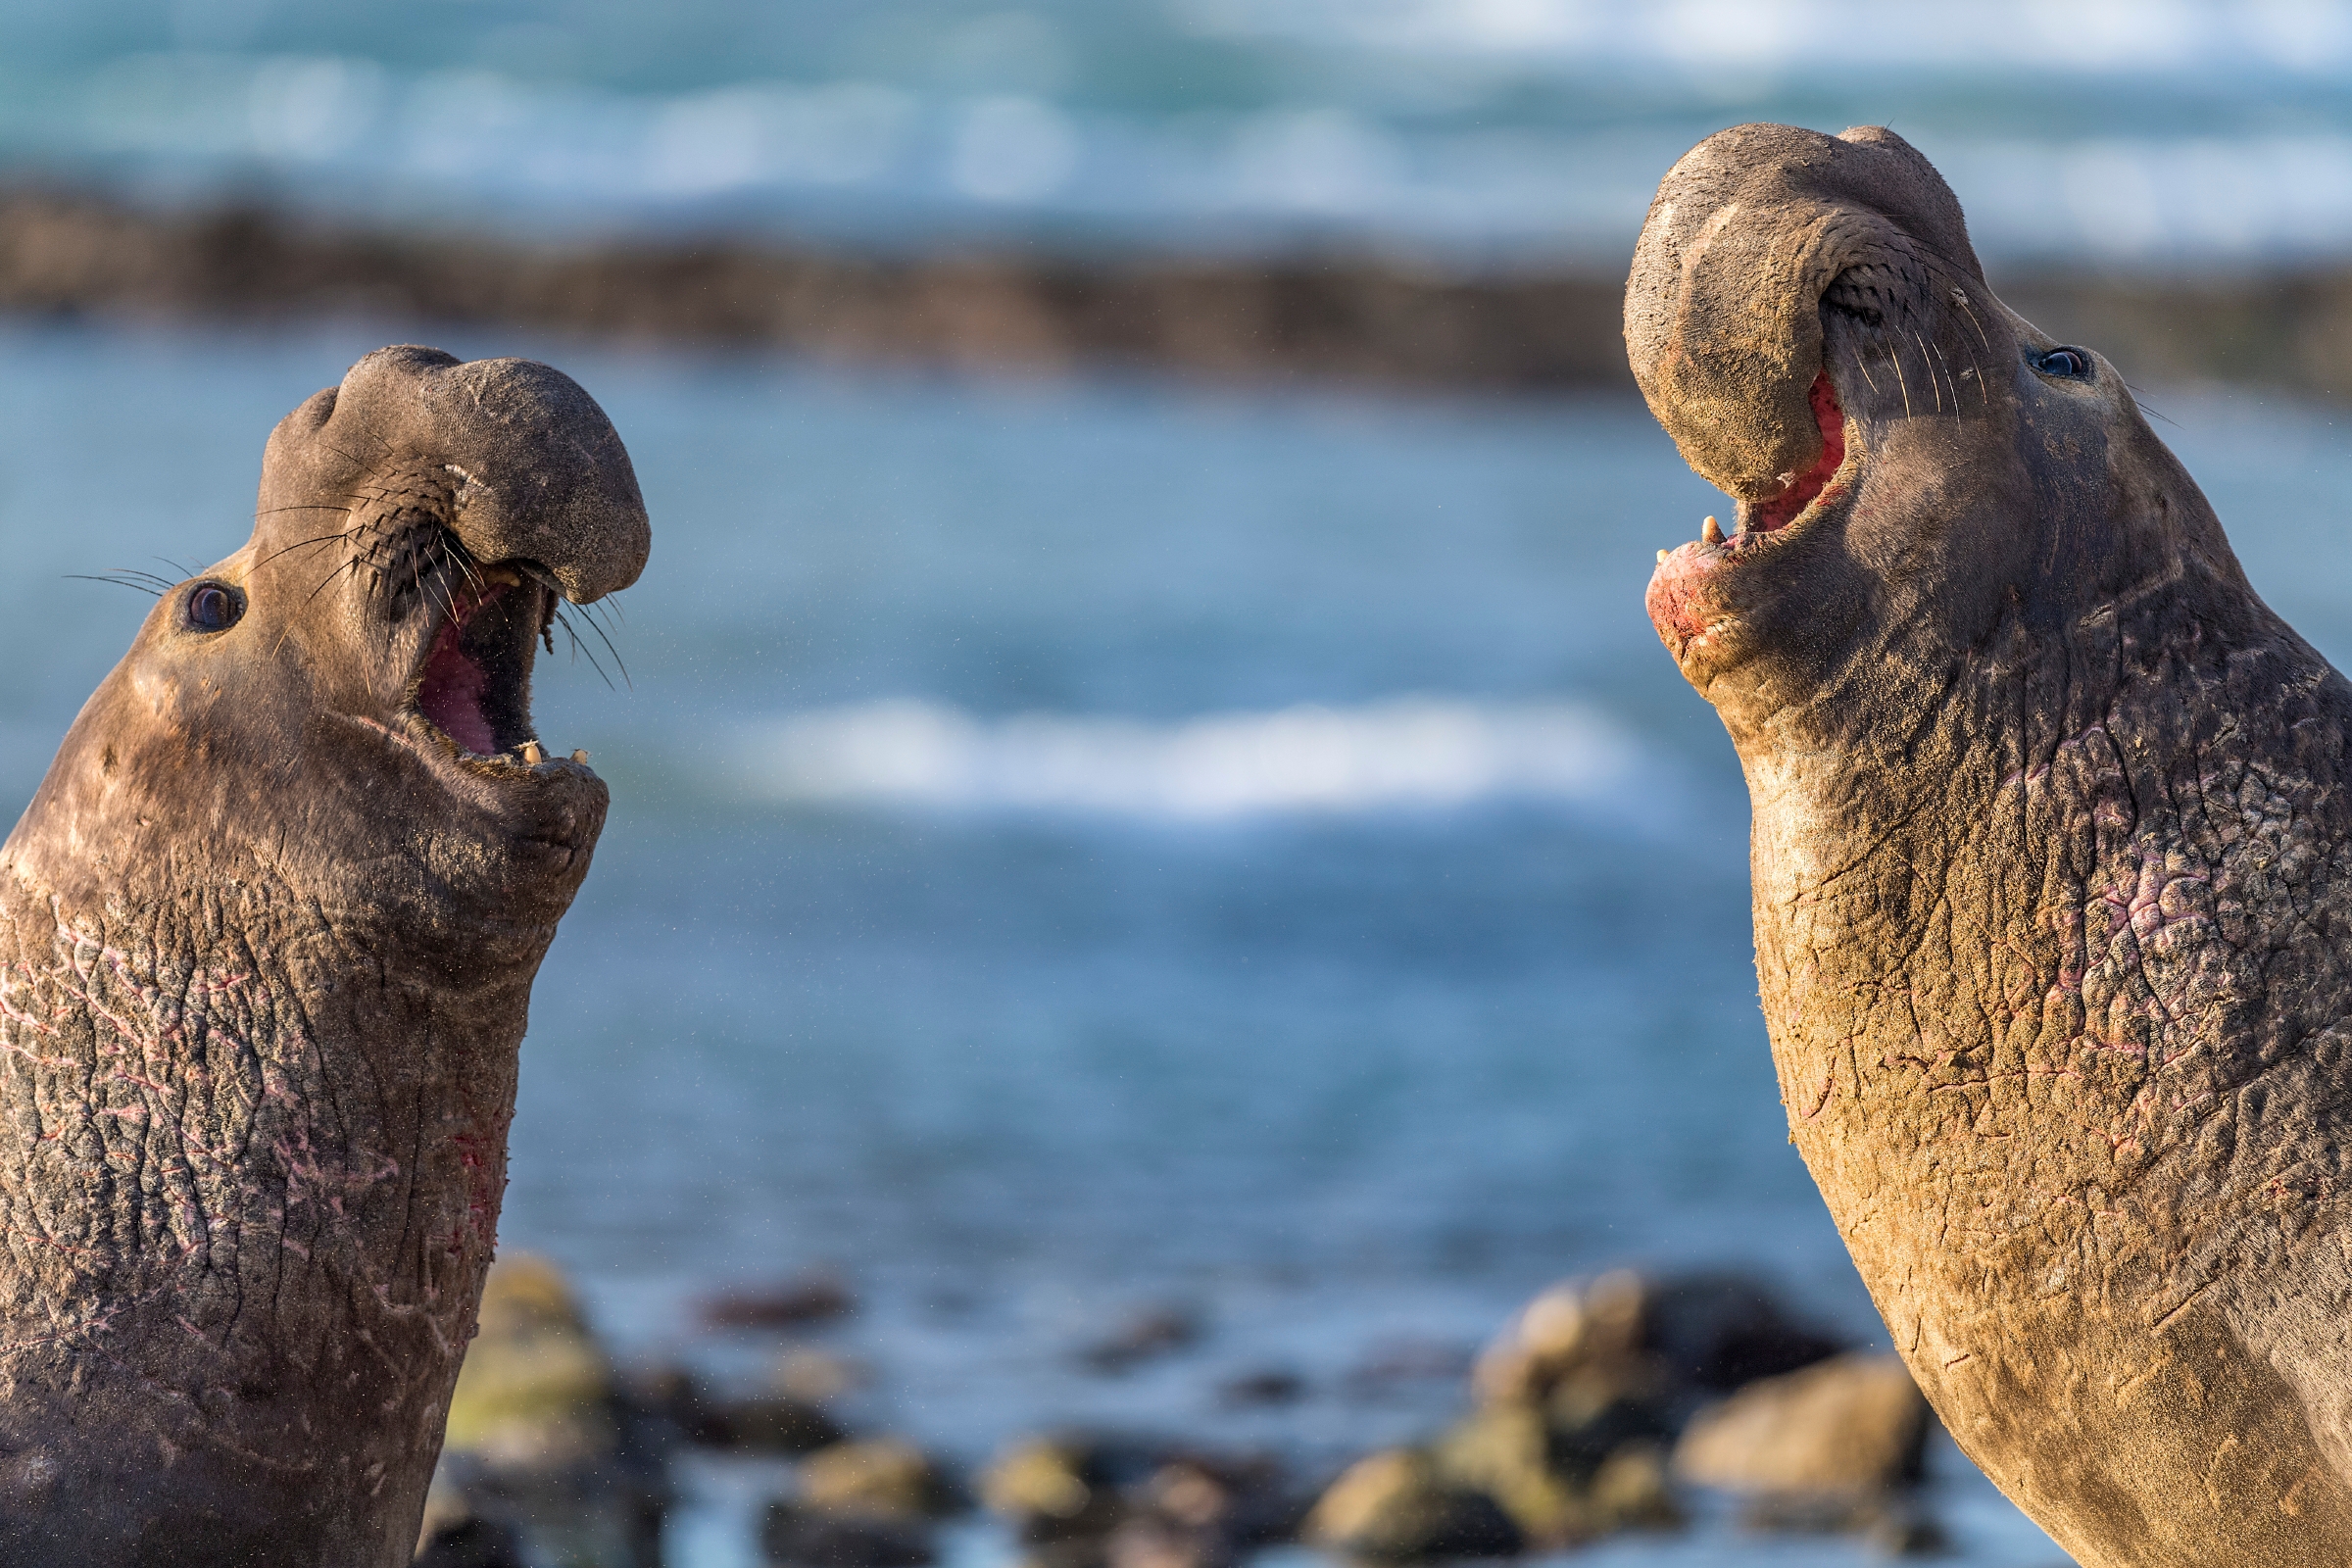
[0,868,537,1562]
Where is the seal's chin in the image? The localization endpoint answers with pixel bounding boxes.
[405,564,581,776]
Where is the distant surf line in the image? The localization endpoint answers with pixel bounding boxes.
[736,696,1662,821]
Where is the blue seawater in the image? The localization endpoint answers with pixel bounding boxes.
[6,0,2352,265]
[6,323,2344,1561]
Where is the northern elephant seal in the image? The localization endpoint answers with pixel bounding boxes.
[0,346,648,1563]
[1633,124,2352,1565]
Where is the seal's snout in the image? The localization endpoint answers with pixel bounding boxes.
[244,345,649,784]
[264,346,651,607]
[1624,122,1980,501]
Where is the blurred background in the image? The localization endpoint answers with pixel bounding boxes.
[10,3,2352,1565]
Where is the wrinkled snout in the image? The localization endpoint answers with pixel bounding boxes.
[258,345,651,604]
[1623,124,1984,500]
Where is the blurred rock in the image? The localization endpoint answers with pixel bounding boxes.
[712,1394,850,1454]
[1136,1453,1298,1548]
[1215,1368,1305,1407]
[444,1254,617,1469]
[1431,1401,1589,1546]
[1105,1514,1229,1568]
[702,1272,858,1330]
[634,1360,847,1454]
[1673,1351,1931,1499]
[1472,1272,1646,1407]
[1475,1269,1842,1413]
[433,1256,667,1568]
[1642,1273,1847,1393]
[1740,1491,1948,1556]
[1302,1449,1521,1563]
[775,1347,873,1404]
[980,1435,1296,1568]
[1858,1498,1952,1558]
[981,1436,1136,1542]
[413,1516,528,1568]
[803,1438,961,1519]
[616,1362,705,1450]
[1588,1443,1681,1533]
[1081,1304,1203,1373]
[1100,1456,1296,1568]
[413,1467,526,1568]
[761,1502,936,1568]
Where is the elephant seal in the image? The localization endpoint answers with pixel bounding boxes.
[0,346,648,1563]
[1633,124,2352,1566]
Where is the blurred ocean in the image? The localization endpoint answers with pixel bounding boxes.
[12,4,2352,1564]
[7,320,2348,1561]
[6,0,2352,265]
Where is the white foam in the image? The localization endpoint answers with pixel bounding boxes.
[736,697,1651,820]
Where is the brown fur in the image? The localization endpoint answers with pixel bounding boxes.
[0,346,647,1563]
[1633,123,2352,1565]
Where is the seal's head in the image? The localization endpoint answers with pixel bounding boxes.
[6,345,650,937]
[1632,124,2252,735]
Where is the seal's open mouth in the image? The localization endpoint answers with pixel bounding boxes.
[405,558,582,772]
[1738,374,1849,538]
[1643,368,1861,655]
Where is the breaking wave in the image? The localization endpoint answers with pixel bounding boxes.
[736,697,1655,820]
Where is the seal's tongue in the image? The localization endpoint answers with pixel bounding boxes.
[413,577,548,760]
[417,608,497,755]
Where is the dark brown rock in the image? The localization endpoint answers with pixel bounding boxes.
[698,1394,847,1454]
[1081,1304,1204,1373]
[1215,1368,1306,1407]
[701,1273,858,1330]
[1301,1450,1522,1563]
[1473,1270,1839,1412]
[761,1504,936,1568]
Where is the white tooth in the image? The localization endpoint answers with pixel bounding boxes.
[1702,515,1724,545]
[1655,549,1669,564]
[520,740,546,764]
[570,749,590,764]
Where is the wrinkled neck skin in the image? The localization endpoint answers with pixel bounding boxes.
[1643,138,2352,1563]
[0,547,602,1561]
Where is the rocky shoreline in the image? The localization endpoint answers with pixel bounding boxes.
[416,1260,1965,1568]
[0,183,2343,398]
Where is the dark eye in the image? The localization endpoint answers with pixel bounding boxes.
[2035,347,2092,378]
[185,582,243,632]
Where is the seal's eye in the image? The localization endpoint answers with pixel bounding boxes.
[185,582,243,633]
[2035,347,2093,379]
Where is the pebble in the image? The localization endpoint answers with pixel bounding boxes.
[1673,1350,1932,1498]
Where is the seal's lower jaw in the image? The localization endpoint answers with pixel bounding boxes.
[405,566,593,782]
[1644,371,1862,677]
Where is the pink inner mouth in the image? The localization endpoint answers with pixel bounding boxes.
[1743,372,1846,533]
[416,586,504,754]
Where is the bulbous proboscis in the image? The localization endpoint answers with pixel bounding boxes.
[1634,124,2352,1567]
[0,346,647,1563]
